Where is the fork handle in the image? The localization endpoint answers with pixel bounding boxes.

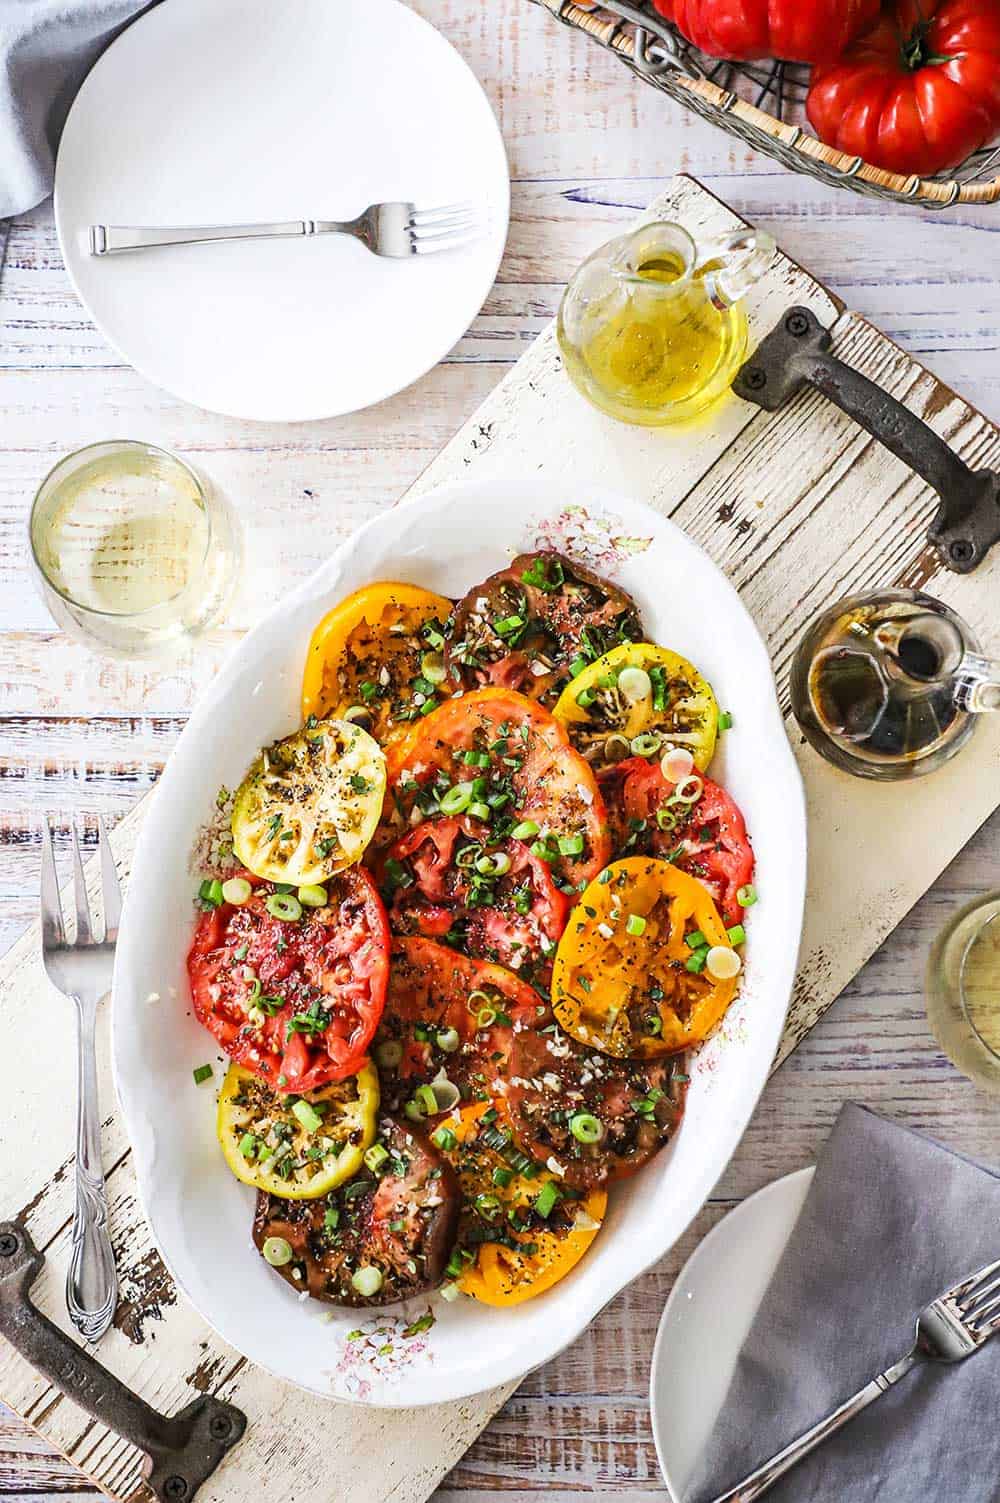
[707,1351,920,1502]
[66,992,118,1342]
[89,219,357,255]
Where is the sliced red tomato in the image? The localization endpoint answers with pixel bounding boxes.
[379,816,569,988]
[503,1029,688,1190]
[373,936,549,1112]
[382,688,610,894]
[187,866,390,1091]
[598,757,753,926]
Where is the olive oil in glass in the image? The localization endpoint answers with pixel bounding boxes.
[557,221,774,426]
[30,441,241,658]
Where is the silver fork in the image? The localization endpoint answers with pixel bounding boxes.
[709,1253,1000,1501]
[88,200,481,258]
[40,819,121,1342]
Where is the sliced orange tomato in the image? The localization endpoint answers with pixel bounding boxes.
[552,857,738,1057]
[439,1103,606,1307]
[301,582,454,745]
[382,688,611,892]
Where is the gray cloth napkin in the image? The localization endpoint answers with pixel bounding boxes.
[1,0,156,218]
[685,1102,1000,1503]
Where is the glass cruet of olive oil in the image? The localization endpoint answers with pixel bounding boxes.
[556,220,775,426]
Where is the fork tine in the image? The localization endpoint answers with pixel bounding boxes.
[966,1286,1000,1328]
[70,823,94,945]
[413,230,483,256]
[410,201,475,222]
[953,1257,1000,1304]
[412,210,480,235]
[959,1269,1000,1318]
[40,819,65,950]
[98,817,121,946]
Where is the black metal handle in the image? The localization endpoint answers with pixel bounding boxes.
[733,306,1000,574]
[0,1221,246,1503]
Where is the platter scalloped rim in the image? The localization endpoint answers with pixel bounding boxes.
[112,477,806,1407]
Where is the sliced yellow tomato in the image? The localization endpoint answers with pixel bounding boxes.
[552,642,718,772]
[552,856,738,1057]
[439,1102,606,1307]
[301,582,454,745]
[231,718,385,883]
[216,1061,379,1199]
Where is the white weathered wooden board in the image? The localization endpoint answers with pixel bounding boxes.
[2,168,1000,1503]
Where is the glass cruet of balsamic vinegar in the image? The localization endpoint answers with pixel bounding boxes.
[556,220,775,426]
[790,589,1000,780]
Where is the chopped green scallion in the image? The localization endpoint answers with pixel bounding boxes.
[292,1099,323,1134]
[533,1181,559,1218]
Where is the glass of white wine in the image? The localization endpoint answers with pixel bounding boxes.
[29,440,241,658]
[926,894,1000,1091]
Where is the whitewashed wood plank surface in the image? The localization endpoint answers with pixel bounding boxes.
[4,0,1000,1496]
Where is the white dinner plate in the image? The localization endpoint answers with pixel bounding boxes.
[112,479,807,1406]
[650,1167,815,1499]
[54,0,509,421]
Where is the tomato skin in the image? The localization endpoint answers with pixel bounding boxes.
[383,688,611,892]
[187,867,390,1091]
[375,936,550,1109]
[381,816,569,986]
[807,0,1000,176]
[599,757,753,926]
[650,0,879,62]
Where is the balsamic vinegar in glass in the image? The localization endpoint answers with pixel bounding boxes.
[790,589,1000,781]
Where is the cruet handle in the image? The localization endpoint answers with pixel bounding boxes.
[954,654,1000,713]
[698,229,776,308]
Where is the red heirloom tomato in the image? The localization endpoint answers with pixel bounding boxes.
[187,867,390,1092]
[598,757,753,927]
[382,688,611,893]
[650,0,879,63]
[380,816,570,987]
[374,936,549,1109]
[807,0,1000,177]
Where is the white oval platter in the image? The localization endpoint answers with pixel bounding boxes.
[112,478,807,1407]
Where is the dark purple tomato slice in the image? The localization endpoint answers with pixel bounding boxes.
[445,551,644,707]
[503,1027,688,1190]
[252,1114,459,1306]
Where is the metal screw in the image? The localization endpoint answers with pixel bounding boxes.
[744,368,766,391]
[0,1233,18,1258]
[163,1476,188,1500]
[949,539,975,564]
[786,312,810,337]
[209,1415,232,1441]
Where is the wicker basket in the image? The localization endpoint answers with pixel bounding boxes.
[531,0,1000,208]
